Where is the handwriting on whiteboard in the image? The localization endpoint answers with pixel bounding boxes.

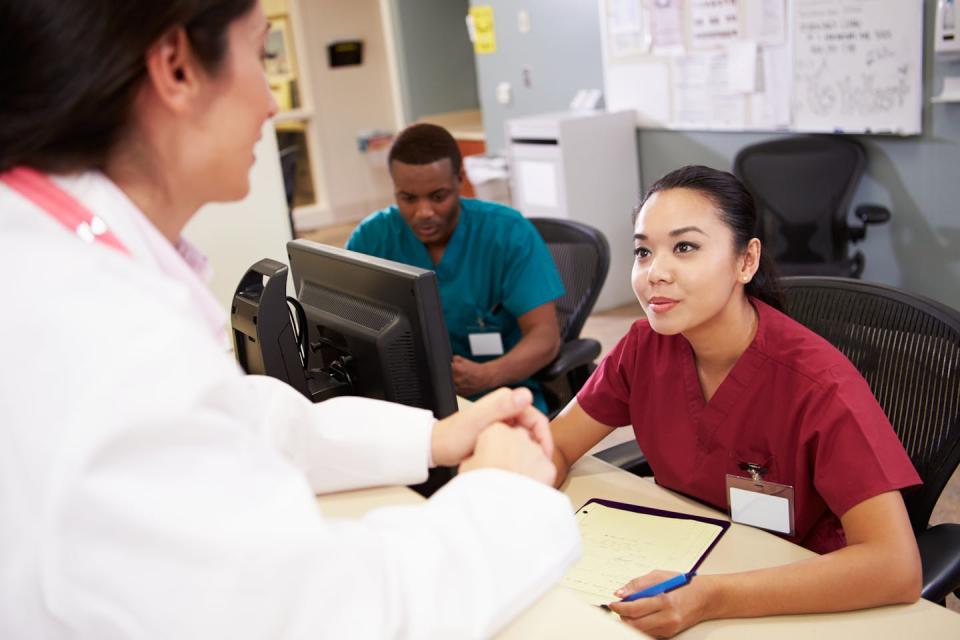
[793,0,920,133]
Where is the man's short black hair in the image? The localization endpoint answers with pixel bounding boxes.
[388,123,463,175]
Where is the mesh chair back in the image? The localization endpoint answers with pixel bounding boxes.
[734,136,865,271]
[781,277,960,533]
[529,218,610,341]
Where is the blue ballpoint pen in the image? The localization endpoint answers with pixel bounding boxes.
[620,571,696,602]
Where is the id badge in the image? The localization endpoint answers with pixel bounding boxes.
[725,473,795,536]
[468,332,504,356]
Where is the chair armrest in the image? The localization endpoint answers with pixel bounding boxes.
[848,205,890,242]
[534,338,601,382]
[917,522,960,603]
[855,204,892,225]
[593,439,653,477]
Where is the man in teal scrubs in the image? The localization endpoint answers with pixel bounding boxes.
[347,123,564,413]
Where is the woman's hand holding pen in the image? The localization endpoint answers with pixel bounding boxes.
[607,570,713,639]
[430,387,554,468]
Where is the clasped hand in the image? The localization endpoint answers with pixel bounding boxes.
[431,387,556,486]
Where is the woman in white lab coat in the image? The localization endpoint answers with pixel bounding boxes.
[0,1,579,638]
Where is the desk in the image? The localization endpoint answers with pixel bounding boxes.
[564,456,960,639]
[317,484,645,639]
[316,456,960,638]
[417,109,485,142]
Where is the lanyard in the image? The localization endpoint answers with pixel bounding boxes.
[1,167,131,256]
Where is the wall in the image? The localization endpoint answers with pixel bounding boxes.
[297,0,398,224]
[388,0,479,122]
[471,0,960,310]
[289,0,482,228]
[469,0,604,153]
[184,124,292,311]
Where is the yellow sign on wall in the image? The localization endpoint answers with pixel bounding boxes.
[470,6,497,55]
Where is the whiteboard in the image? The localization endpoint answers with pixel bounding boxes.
[600,0,924,136]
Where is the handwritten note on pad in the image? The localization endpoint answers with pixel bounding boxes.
[561,499,729,605]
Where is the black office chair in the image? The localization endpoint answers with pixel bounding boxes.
[528,217,610,419]
[781,276,960,604]
[733,136,891,278]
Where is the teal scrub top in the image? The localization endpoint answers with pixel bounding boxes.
[347,198,565,412]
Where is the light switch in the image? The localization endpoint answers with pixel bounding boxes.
[496,81,512,105]
[518,10,531,34]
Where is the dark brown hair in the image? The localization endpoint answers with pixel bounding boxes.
[636,165,784,311]
[388,123,463,175]
[0,0,257,173]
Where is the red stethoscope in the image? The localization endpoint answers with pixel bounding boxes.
[1,166,131,255]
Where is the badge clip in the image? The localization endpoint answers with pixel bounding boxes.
[738,462,767,483]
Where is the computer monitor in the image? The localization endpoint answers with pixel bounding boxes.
[286,239,458,420]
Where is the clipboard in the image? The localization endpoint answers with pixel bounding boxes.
[561,498,730,605]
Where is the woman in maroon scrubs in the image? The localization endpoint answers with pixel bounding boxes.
[550,165,921,637]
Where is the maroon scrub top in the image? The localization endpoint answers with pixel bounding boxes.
[577,298,921,553]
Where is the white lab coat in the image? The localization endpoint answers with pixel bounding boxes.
[0,172,580,639]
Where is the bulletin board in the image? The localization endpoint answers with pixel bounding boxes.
[600,0,924,135]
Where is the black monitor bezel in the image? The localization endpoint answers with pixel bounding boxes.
[287,239,457,419]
